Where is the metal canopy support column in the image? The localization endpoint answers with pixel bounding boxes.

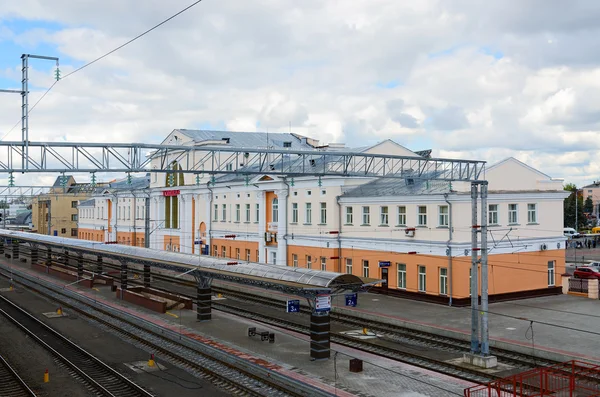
[62,250,69,267]
[310,311,330,360]
[143,265,151,287]
[30,244,38,265]
[470,183,480,354]
[11,239,19,260]
[195,274,212,321]
[77,253,84,280]
[45,246,52,265]
[120,261,128,291]
[96,255,103,274]
[0,238,4,255]
[480,182,490,355]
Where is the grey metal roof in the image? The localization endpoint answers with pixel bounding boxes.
[109,175,150,190]
[176,129,316,150]
[79,199,95,207]
[0,230,364,290]
[342,176,452,197]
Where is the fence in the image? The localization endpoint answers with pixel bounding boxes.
[465,360,600,397]
[569,277,589,293]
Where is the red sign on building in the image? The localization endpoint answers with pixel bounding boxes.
[162,190,180,197]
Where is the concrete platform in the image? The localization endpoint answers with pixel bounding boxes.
[0,258,473,397]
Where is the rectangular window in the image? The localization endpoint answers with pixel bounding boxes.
[418,266,426,292]
[345,206,353,224]
[71,228,78,237]
[255,203,260,222]
[71,201,78,208]
[236,248,240,259]
[320,257,327,271]
[508,204,518,224]
[71,214,78,221]
[222,204,227,222]
[397,264,406,289]
[214,204,218,221]
[118,206,122,220]
[548,261,555,286]
[291,203,298,223]
[380,206,389,225]
[440,268,448,295]
[306,255,312,269]
[345,258,353,274]
[362,206,370,225]
[397,206,406,226]
[292,254,298,267]
[127,206,131,220]
[438,205,449,227]
[305,203,312,224]
[213,245,218,256]
[245,204,251,222]
[320,202,327,224]
[528,203,537,224]
[222,246,226,258]
[246,249,251,261]
[362,260,369,278]
[61,228,66,234]
[489,204,498,225]
[235,204,241,222]
[418,206,427,226]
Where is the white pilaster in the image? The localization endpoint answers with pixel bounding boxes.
[181,194,193,254]
[205,193,212,254]
[276,189,288,266]
[257,191,266,263]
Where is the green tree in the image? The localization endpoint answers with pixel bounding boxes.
[584,196,594,213]
[564,185,585,230]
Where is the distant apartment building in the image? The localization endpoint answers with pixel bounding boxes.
[79,129,568,303]
[31,176,102,238]
[77,175,150,246]
[582,181,600,217]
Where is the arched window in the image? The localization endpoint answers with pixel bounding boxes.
[272,198,279,223]
[165,161,184,229]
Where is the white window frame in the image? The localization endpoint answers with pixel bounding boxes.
[292,254,298,267]
[397,263,406,289]
[255,203,260,223]
[246,249,251,261]
[508,204,518,224]
[397,206,406,226]
[320,257,326,271]
[245,204,251,222]
[235,204,241,222]
[222,204,227,222]
[488,204,498,225]
[438,205,448,227]
[440,268,448,295]
[528,203,537,224]
[272,198,279,223]
[291,203,298,223]
[418,206,427,226]
[380,206,389,225]
[362,260,369,278]
[214,204,218,221]
[418,265,426,292]
[320,202,327,224]
[221,246,226,258]
[362,206,370,225]
[236,248,240,259]
[548,261,555,286]
[305,203,312,224]
[345,206,353,225]
[306,255,312,269]
[345,258,353,274]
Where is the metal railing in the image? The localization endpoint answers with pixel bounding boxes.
[569,278,589,293]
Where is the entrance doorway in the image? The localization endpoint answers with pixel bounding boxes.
[381,268,389,288]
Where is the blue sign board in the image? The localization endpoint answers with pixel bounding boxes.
[345,293,358,307]
[286,299,300,313]
[194,239,202,245]
[379,261,391,268]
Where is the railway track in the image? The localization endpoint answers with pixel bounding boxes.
[0,353,37,397]
[0,264,331,397]
[0,294,154,397]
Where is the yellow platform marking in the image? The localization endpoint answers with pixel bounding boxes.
[93,288,100,292]
[165,311,179,319]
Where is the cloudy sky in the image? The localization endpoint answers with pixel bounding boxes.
[1,0,599,187]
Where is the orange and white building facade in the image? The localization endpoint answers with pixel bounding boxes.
[84,129,569,302]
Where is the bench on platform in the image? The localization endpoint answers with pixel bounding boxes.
[248,327,275,343]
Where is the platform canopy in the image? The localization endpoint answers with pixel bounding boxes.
[0,230,368,296]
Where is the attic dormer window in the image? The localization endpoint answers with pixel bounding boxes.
[283,142,292,148]
[222,137,230,143]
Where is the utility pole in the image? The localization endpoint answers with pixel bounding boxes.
[1,54,59,169]
[145,197,150,248]
[575,189,579,231]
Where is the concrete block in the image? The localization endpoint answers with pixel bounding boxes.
[463,353,497,369]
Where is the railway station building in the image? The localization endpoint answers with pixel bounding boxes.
[77,129,569,304]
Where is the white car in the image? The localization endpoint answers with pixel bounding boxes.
[564,227,581,239]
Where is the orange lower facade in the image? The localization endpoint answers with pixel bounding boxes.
[78,228,146,247]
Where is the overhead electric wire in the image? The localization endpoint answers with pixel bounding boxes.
[1,0,204,141]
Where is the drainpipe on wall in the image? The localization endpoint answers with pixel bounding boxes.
[444,193,453,306]
[207,182,213,255]
[336,195,342,273]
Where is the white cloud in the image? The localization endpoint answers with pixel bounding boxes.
[1,0,600,187]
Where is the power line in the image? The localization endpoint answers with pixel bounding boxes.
[1,0,204,141]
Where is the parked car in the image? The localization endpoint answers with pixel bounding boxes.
[573,267,600,279]
[564,227,581,239]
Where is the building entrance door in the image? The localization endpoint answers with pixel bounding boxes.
[381,268,388,288]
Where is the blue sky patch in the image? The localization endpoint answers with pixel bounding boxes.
[376,80,402,89]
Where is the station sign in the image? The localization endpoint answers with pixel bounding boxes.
[345,293,357,307]
[194,239,202,245]
[315,294,331,312]
[286,299,300,313]
[378,261,391,268]
[162,190,180,197]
